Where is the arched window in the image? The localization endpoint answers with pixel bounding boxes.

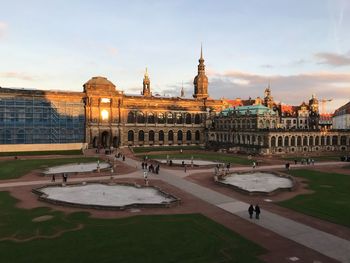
[271,136,276,147]
[278,136,283,147]
[309,136,314,146]
[266,120,270,129]
[167,113,173,124]
[185,113,192,124]
[147,113,155,124]
[195,130,200,141]
[194,114,201,124]
[176,113,183,124]
[341,136,346,145]
[284,136,289,147]
[291,136,296,146]
[157,113,165,124]
[177,130,183,141]
[168,130,174,141]
[137,112,145,123]
[332,136,338,145]
[127,112,135,123]
[159,130,164,141]
[128,130,134,141]
[297,136,302,146]
[315,136,320,145]
[138,130,144,141]
[186,130,192,141]
[149,130,155,141]
[303,136,308,146]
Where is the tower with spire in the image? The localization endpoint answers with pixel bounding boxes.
[180,81,185,97]
[142,67,151,97]
[264,81,274,109]
[193,45,209,99]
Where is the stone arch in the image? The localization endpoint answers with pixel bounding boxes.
[315,136,320,146]
[168,130,174,141]
[271,136,276,147]
[284,136,289,147]
[93,136,98,148]
[159,130,164,142]
[138,130,144,141]
[176,113,183,124]
[297,136,302,146]
[147,113,155,124]
[303,136,308,146]
[186,130,192,141]
[309,136,314,146]
[340,136,346,145]
[157,113,165,124]
[278,136,283,147]
[194,114,201,124]
[166,113,173,124]
[326,136,331,145]
[185,113,192,124]
[149,130,155,141]
[321,136,325,146]
[127,111,135,123]
[291,136,296,146]
[137,112,145,123]
[177,130,183,141]
[332,135,338,145]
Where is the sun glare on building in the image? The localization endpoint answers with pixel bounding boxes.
[101,109,109,120]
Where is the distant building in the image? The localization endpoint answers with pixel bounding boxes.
[333,102,350,129]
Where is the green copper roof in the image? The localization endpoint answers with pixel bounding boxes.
[221,104,277,116]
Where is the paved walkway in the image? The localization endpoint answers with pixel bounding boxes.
[1,157,349,262]
[126,158,350,263]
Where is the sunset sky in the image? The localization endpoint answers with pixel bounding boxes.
[0,0,349,112]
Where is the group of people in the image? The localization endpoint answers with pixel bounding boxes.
[248,204,261,219]
[141,162,160,174]
[115,152,126,161]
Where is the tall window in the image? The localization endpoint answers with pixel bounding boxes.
[168,130,174,141]
[128,130,134,141]
[186,130,192,141]
[185,113,192,124]
[159,130,164,141]
[195,130,200,141]
[137,112,145,123]
[167,113,173,124]
[158,113,165,124]
[177,130,183,141]
[127,112,135,123]
[138,130,144,141]
[194,114,201,124]
[148,113,155,123]
[149,130,155,141]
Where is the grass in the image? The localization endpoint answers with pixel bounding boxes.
[0,157,99,180]
[144,153,254,165]
[132,145,203,154]
[0,150,83,157]
[0,191,265,263]
[278,169,350,227]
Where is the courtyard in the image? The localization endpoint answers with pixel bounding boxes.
[0,148,349,262]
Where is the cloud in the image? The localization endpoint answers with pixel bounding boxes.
[0,72,36,81]
[107,47,118,56]
[0,21,7,39]
[315,52,350,66]
[206,70,350,111]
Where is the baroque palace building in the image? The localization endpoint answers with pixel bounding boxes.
[0,48,227,152]
[208,87,350,155]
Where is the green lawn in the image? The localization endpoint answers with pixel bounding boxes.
[0,150,83,157]
[132,145,203,154]
[0,157,99,180]
[0,191,265,263]
[278,169,350,227]
[144,153,253,165]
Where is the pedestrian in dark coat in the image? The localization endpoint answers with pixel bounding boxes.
[248,204,254,219]
[255,205,261,219]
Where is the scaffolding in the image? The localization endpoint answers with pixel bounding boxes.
[0,96,85,144]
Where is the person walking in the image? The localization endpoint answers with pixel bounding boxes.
[252,161,256,169]
[52,174,55,182]
[184,164,187,173]
[255,204,261,219]
[248,204,254,219]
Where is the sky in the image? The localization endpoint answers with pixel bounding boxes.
[0,0,349,112]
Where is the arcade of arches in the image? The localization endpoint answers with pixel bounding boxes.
[210,131,350,155]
